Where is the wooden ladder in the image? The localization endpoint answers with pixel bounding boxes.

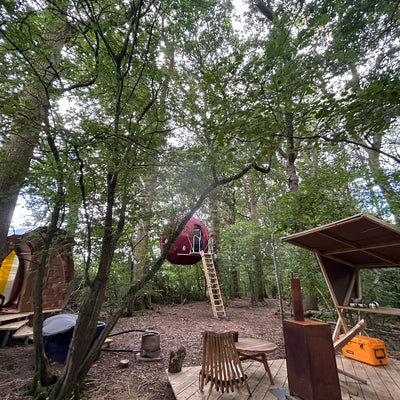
[201,251,226,319]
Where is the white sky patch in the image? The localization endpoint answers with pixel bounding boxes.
[11,198,35,229]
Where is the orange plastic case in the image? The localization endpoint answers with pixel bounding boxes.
[342,335,388,366]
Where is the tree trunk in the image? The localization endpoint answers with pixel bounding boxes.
[364,133,399,223]
[271,231,285,324]
[209,191,221,274]
[285,112,300,192]
[226,187,240,298]
[129,176,156,312]
[0,109,41,261]
[0,11,70,262]
[229,250,241,299]
[303,295,318,311]
[249,178,265,302]
[30,97,67,396]
[49,173,122,400]
[133,176,156,282]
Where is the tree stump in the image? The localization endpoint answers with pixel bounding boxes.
[168,346,186,373]
[118,359,130,368]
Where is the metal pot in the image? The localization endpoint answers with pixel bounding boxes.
[140,331,160,358]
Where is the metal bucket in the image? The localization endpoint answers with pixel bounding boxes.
[140,331,160,358]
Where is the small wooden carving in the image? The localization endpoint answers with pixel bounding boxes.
[168,346,186,373]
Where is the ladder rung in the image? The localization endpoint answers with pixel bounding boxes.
[202,252,225,319]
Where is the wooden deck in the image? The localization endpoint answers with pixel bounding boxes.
[167,356,400,400]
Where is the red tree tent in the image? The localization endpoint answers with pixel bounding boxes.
[160,217,210,265]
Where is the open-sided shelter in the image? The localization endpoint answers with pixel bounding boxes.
[282,213,400,340]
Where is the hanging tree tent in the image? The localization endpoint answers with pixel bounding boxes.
[161,217,226,319]
[160,217,210,265]
[282,212,400,340]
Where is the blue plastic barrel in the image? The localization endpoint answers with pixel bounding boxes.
[43,314,105,363]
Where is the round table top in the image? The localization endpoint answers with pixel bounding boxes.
[235,337,278,354]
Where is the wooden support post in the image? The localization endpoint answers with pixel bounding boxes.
[315,252,349,339]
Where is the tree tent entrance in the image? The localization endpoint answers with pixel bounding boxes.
[282,213,400,340]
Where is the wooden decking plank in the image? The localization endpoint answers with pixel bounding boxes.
[269,359,287,388]
[363,362,395,400]
[0,319,28,331]
[373,359,400,399]
[342,355,374,400]
[244,359,266,386]
[339,354,365,398]
[167,357,400,400]
[359,356,395,400]
[169,366,198,395]
[12,324,33,339]
[257,360,287,400]
[0,309,61,324]
[179,379,203,400]
[350,360,374,400]
[0,312,33,323]
[384,358,400,382]
[246,362,269,398]
[337,355,353,399]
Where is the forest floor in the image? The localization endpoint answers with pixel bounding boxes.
[1,298,400,400]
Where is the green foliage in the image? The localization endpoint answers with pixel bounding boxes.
[274,148,361,234]
[152,263,207,304]
[362,268,400,309]
[218,220,276,298]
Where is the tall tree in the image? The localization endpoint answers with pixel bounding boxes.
[0,2,72,260]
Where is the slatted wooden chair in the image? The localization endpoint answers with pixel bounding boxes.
[199,331,252,400]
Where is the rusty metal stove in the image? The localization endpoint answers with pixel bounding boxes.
[283,278,342,400]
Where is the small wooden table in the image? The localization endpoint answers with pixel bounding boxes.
[235,337,277,384]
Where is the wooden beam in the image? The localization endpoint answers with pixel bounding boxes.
[333,319,365,352]
[343,269,357,305]
[323,240,400,256]
[338,368,368,385]
[317,231,398,266]
[338,306,400,316]
[315,252,349,335]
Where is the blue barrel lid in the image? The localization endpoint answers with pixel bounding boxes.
[43,314,78,336]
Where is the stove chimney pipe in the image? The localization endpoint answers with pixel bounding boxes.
[291,275,304,321]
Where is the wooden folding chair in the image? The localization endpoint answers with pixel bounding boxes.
[199,331,252,400]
